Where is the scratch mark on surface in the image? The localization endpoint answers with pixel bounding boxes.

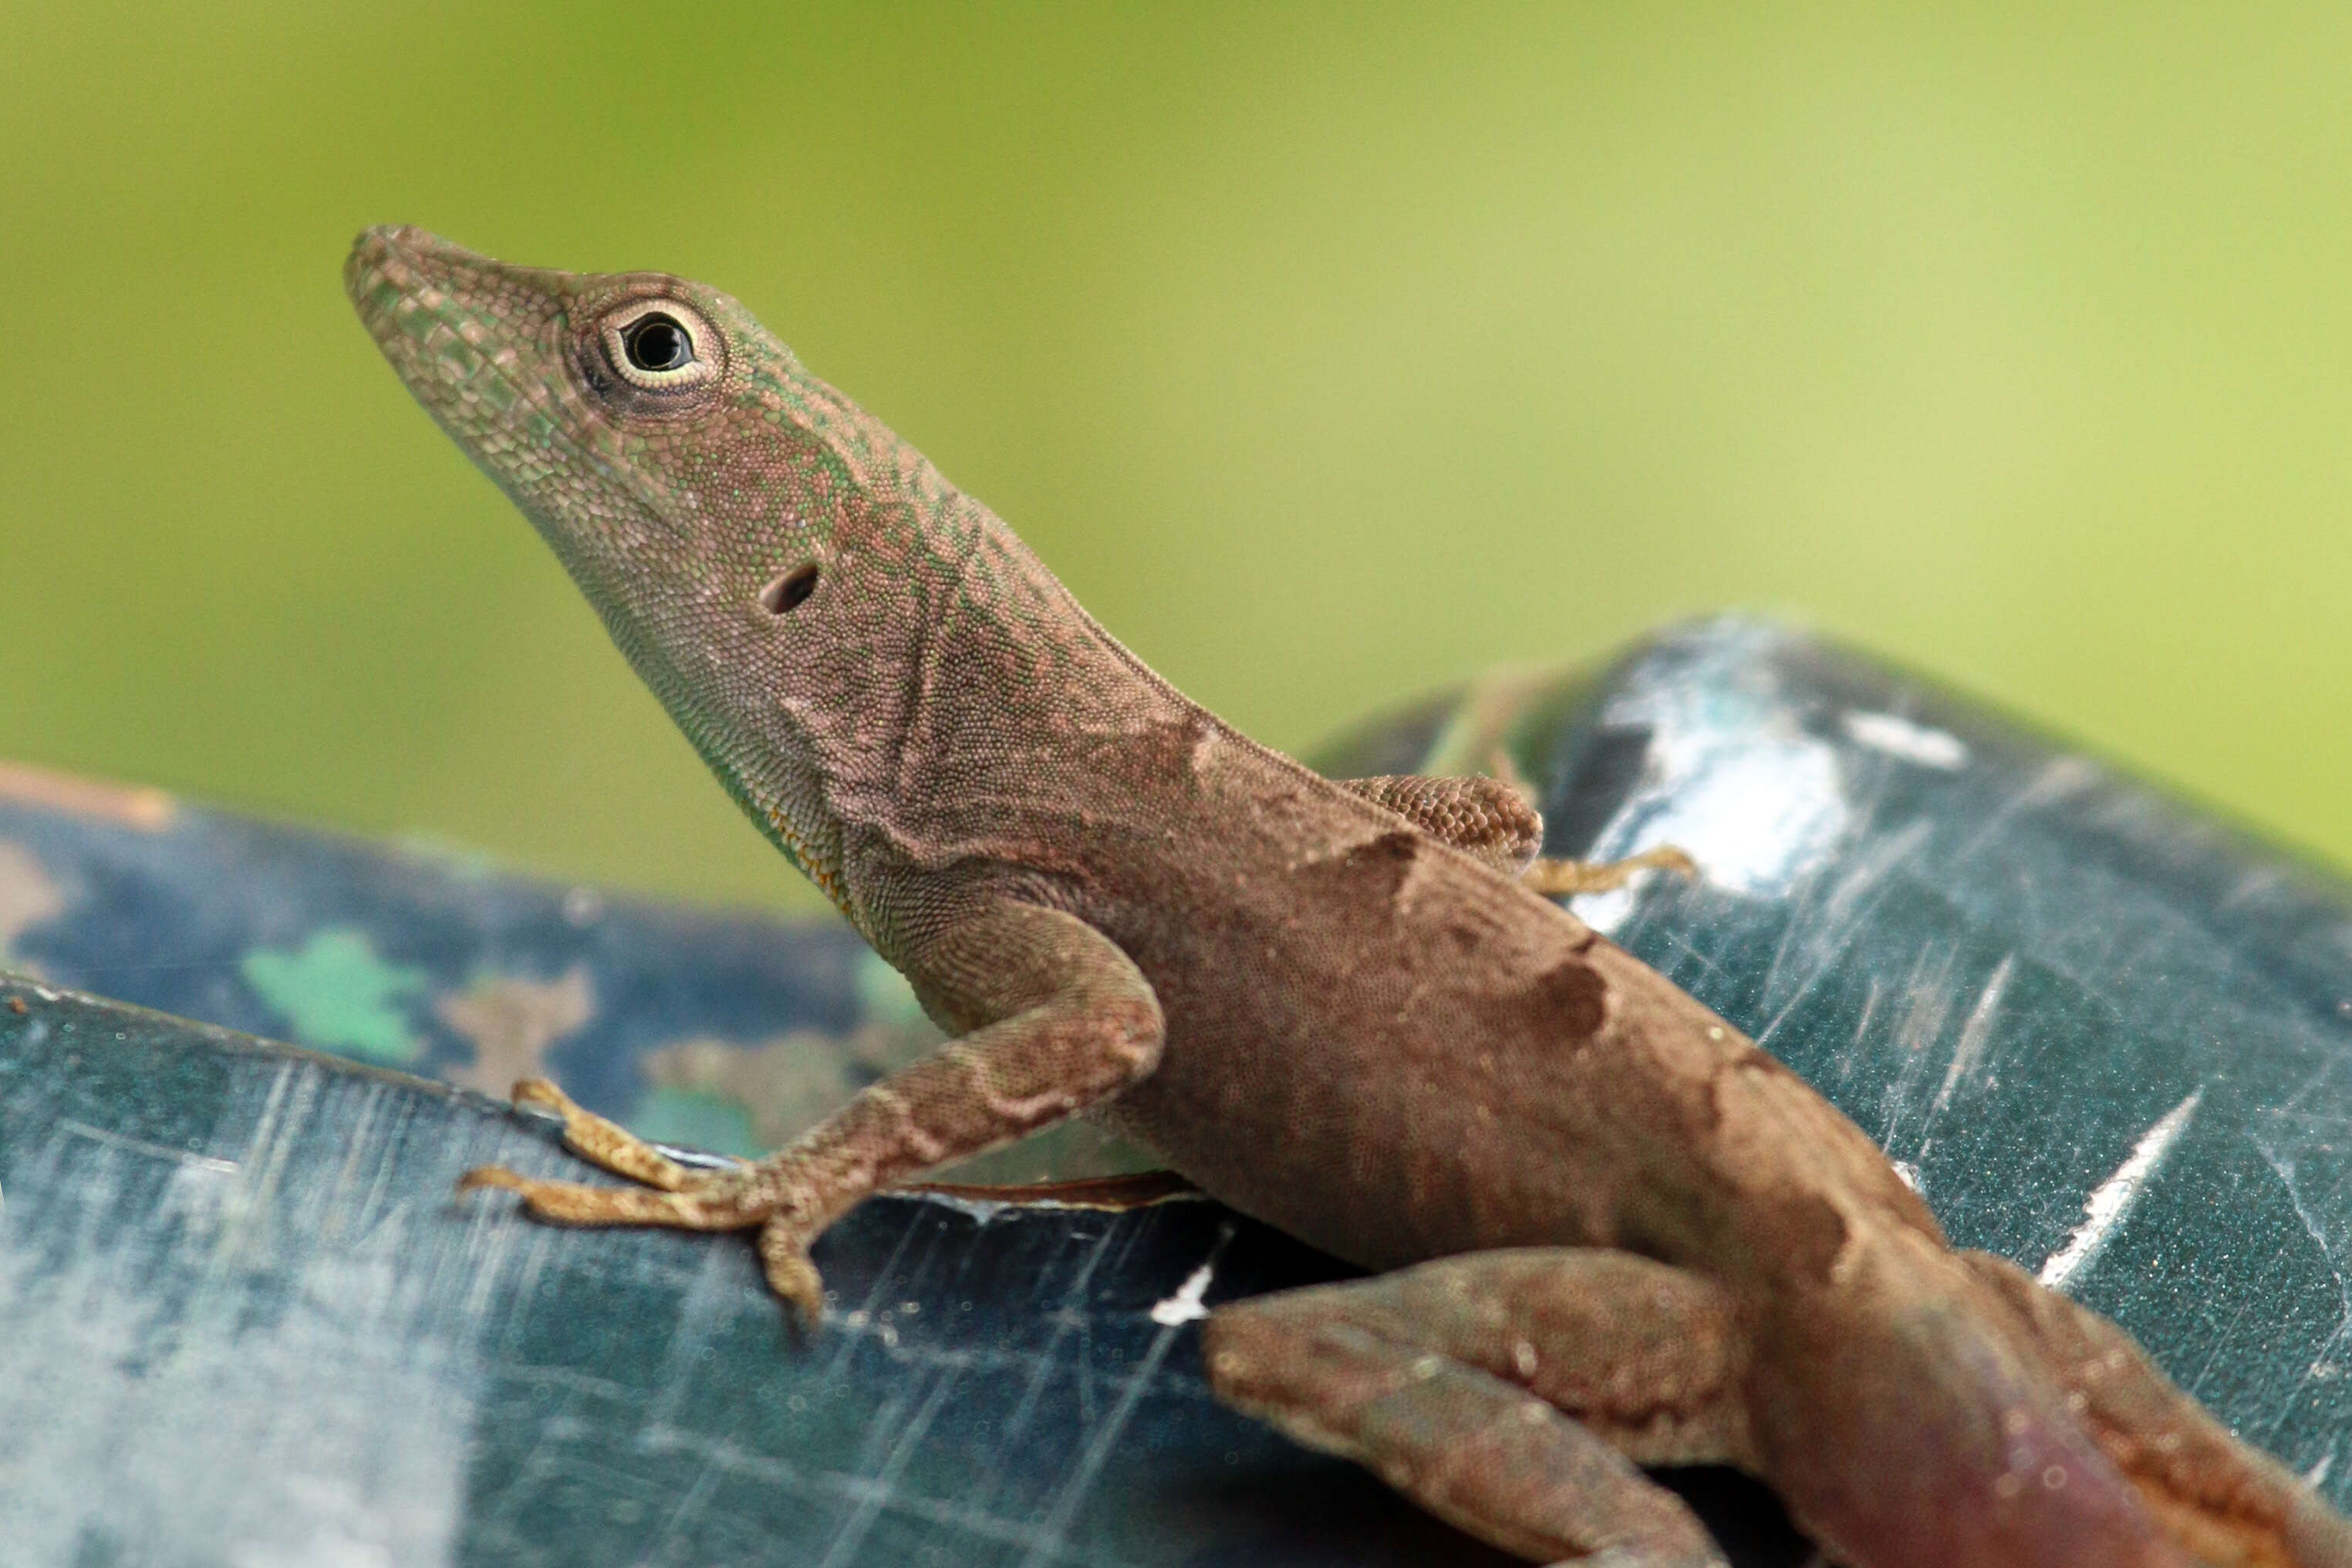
[1834,976,1886,1084]
[1814,818,1931,941]
[1,1054,485,1566]
[1148,1261,1215,1326]
[822,1214,925,1385]
[814,1362,968,1568]
[1636,926,1730,983]
[57,1118,238,1175]
[1947,756,2099,868]
[1753,819,1930,1048]
[1928,953,2015,1122]
[2038,1088,2202,1291]
[1879,941,1962,1154]
[2219,865,2289,912]
[631,1419,1138,1566]
[1016,1226,1234,1568]
[647,1243,762,1430]
[2180,1292,2253,1401]
[2275,1323,2352,1445]
[641,1464,721,1567]
[2251,1121,2352,1438]
[969,1223,1124,1514]
[2307,1447,2337,1489]
[319,1083,386,1246]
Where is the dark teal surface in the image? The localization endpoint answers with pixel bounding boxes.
[3,614,2349,1563]
[1559,623,2352,1474]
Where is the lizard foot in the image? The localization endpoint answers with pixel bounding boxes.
[1521,845,1698,898]
[454,1161,778,1229]
[1205,1249,1741,1567]
[458,1075,836,1317]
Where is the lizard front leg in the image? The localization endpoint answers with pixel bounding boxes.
[1204,1248,1753,1566]
[458,900,1163,1320]
[1335,774,1696,894]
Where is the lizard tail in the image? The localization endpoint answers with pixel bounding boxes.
[1744,1228,2196,1568]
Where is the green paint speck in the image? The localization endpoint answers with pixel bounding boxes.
[241,928,427,1064]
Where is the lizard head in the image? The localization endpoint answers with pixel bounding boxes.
[344,225,997,923]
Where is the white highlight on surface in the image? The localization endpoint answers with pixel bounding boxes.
[1149,1261,1216,1326]
[1841,710,1969,771]
[2039,1089,2203,1291]
[1573,626,1854,932]
[909,1190,1012,1224]
[0,1070,480,1568]
[1618,736,1844,901]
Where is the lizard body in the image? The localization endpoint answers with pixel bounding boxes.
[348,226,2351,1568]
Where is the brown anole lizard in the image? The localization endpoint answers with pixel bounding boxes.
[347,225,2351,1568]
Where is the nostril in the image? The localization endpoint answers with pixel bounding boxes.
[761,564,820,615]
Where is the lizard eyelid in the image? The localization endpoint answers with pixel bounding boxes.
[761,564,820,615]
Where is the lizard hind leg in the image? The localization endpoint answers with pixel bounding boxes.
[1959,1250,2352,1568]
[1744,1231,2208,1568]
[1202,1248,1754,1566]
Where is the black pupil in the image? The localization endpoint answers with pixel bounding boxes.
[623,314,692,373]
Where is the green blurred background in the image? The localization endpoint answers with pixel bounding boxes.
[6,3,2350,915]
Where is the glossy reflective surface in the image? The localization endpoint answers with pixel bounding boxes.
[4,615,2348,1564]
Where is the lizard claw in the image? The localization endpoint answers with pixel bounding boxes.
[456,1162,531,1196]
[509,1076,573,1114]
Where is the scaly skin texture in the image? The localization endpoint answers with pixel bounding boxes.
[348,225,2352,1568]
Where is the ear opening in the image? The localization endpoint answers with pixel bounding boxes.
[761,564,820,615]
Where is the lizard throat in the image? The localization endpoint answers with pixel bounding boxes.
[761,800,862,936]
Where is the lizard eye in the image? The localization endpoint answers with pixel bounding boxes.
[598,298,720,393]
[624,314,691,372]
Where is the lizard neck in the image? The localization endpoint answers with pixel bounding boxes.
[680,485,1194,944]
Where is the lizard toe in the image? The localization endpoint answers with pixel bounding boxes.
[760,1216,827,1324]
